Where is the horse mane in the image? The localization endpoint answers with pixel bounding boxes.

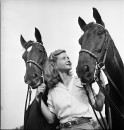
[112,42,124,72]
[25,40,34,49]
[108,34,124,74]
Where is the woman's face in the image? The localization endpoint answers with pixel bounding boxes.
[56,52,72,72]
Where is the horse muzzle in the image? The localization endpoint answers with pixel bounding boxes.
[24,75,42,89]
[76,64,94,83]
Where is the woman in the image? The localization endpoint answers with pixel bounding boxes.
[36,49,106,130]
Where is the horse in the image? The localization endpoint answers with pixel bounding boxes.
[76,8,124,129]
[20,28,59,130]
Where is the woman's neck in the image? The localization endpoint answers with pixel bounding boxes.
[59,72,72,87]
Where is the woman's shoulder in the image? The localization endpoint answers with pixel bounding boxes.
[48,87,55,95]
[48,84,58,94]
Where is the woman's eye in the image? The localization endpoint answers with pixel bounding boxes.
[62,57,66,60]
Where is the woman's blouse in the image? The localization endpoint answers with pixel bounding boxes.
[47,76,95,124]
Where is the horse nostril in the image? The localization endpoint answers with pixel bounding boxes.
[24,76,30,84]
[33,73,38,78]
[84,65,89,72]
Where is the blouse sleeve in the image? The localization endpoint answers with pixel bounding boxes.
[47,89,56,114]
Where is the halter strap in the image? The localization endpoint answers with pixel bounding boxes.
[34,41,44,47]
[79,49,98,59]
[29,41,44,47]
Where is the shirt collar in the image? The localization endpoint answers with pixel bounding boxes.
[56,77,74,90]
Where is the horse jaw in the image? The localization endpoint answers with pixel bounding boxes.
[29,79,42,89]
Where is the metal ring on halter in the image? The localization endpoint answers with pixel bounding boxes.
[94,62,105,82]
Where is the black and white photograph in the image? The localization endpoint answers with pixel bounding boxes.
[1,0,124,129]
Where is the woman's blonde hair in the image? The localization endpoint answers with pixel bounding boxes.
[44,49,66,88]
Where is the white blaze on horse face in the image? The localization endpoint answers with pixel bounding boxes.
[29,63,32,67]
[27,46,32,52]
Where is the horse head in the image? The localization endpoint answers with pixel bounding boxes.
[76,8,124,129]
[20,28,47,89]
[76,8,114,83]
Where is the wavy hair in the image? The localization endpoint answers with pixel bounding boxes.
[44,49,66,88]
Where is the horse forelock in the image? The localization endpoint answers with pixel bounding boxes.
[87,22,106,33]
[84,22,94,32]
[25,40,34,50]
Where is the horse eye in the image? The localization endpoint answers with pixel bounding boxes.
[94,49,101,54]
[97,31,103,37]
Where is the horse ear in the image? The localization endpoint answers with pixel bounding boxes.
[93,7,105,27]
[20,35,27,49]
[78,17,87,31]
[35,27,42,44]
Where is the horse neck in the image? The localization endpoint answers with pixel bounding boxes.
[42,50,48,72]
[42,58,50,81]
[105,39,124,97]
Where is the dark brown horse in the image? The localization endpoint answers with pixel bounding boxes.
[20,28,59,130]
[76,8,124,129]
